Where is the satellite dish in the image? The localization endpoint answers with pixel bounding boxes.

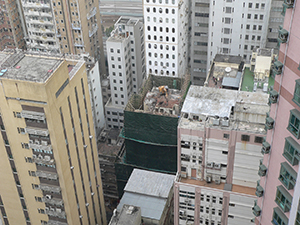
[225,67,231,73]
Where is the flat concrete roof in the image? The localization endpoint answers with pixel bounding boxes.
[0,52,62,82]
[214,54,243,64]
[181,86,237,118]
[110,205,141,225]
[256,48,273,57]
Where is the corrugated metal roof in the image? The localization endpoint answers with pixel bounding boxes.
[124,169,175,198]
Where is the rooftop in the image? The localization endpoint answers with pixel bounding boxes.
[143,87,182,116]
[0,52,63,82]
[116,17,140,26]
[179,178,255,196]
[179,85,269,133]
[206,54,244,89]
[109,205,141,225]
[255,48,273,57]
[117,169,175,221]
[214,54,243,64]
[98,128,124,156]
[124,169,175,198]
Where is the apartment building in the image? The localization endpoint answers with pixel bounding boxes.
[254,1,300,224]
[0,0,26,50]
[174,85,270,225]
[0,51,106,225]
[143,0,189,78]
[190,0,283,86]
[105,17,145,129]
[20,0,106,72]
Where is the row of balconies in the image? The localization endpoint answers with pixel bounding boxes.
[21,110,45,120]
[22,2,51,8]
[39,184,61,194]
[25,127,49,136]
[45,207,66,219]
[29,142,52,151]
[27,26,55,34]
[87,7,97,20]
[47,220,67,225]
[42,196,63,206]
[89,24,98,37]
[36,170,57,180]
[24,10,52,18]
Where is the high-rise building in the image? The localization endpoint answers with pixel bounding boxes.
[105,17,145,129]
[254,1,300,224]
[0,0,26,50]
[20,0,106,72]
[143,0,189,78]
[190,0,283,86]
[174,85,270,225]
[0,51,106,225]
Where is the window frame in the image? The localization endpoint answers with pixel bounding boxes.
[278,161,297,190]
[275,185,292,212]
[287,109,300,139]
[292,79,300,107]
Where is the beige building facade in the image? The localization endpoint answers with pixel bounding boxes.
[0,51,106,225]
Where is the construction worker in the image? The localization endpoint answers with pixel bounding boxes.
[158,85,169,97]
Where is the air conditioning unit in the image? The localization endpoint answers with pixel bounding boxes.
[38,154,43,159]
[181,171,187,178]
[207,162,214,168]
[89,135,93,139]
[29,140,33,144]
[32,154,37,159]
[35,140,40,145]
[179,210,186,216]
[86,203,89,206]
[212,116,220,126]
[44,155,51,161]
[261,142,271,154]
[45,207,49,211]
[79,215,83,219]
[184,198,190,203]
[70,166,74,169]
[215,179,221,185]
[206,175,212,183]
[214,163,221,170]
[50,207,55,212]
[91,192,95,196]
[56,208,62,213]
[84,145,88,148]
[221,117,229,127]
[41,141,47,146]
[46,194,52,199]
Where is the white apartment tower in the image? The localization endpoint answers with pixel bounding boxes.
[144,0,189,78]
[191,0,283,86]
[105,17,145,129]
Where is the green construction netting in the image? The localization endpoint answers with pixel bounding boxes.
[123,111,178,146]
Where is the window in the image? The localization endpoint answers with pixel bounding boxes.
[254,136,264,143]
[246,24,250,29]
[275,185,292,212]
[272,207,288,225]
[223,133,229,139]
[279,162,297,190]
[287,109,300,139]
[247,14,251,19]
[248,2,252,8]
[283,136,300,165]
[224,18,231,24]
[241,135,250,142]
[293,79,300,106]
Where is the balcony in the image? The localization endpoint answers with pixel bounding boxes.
[29,142,52,151]
[22,2,51,8]
[87,7,97,20]
[71,24,81,30]
[39,184,61,194]
[45,208,66,219]
[21,110,45,120]
[42,196,63,206]
[89,24,98,37]
[36,171,57,180]
[33,155,55,165]
[74,42,84,47]
[47,220,67,225]
[25,127,49,136]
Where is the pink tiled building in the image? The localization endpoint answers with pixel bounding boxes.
[174,85,269,225]
[255,1,300,224]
